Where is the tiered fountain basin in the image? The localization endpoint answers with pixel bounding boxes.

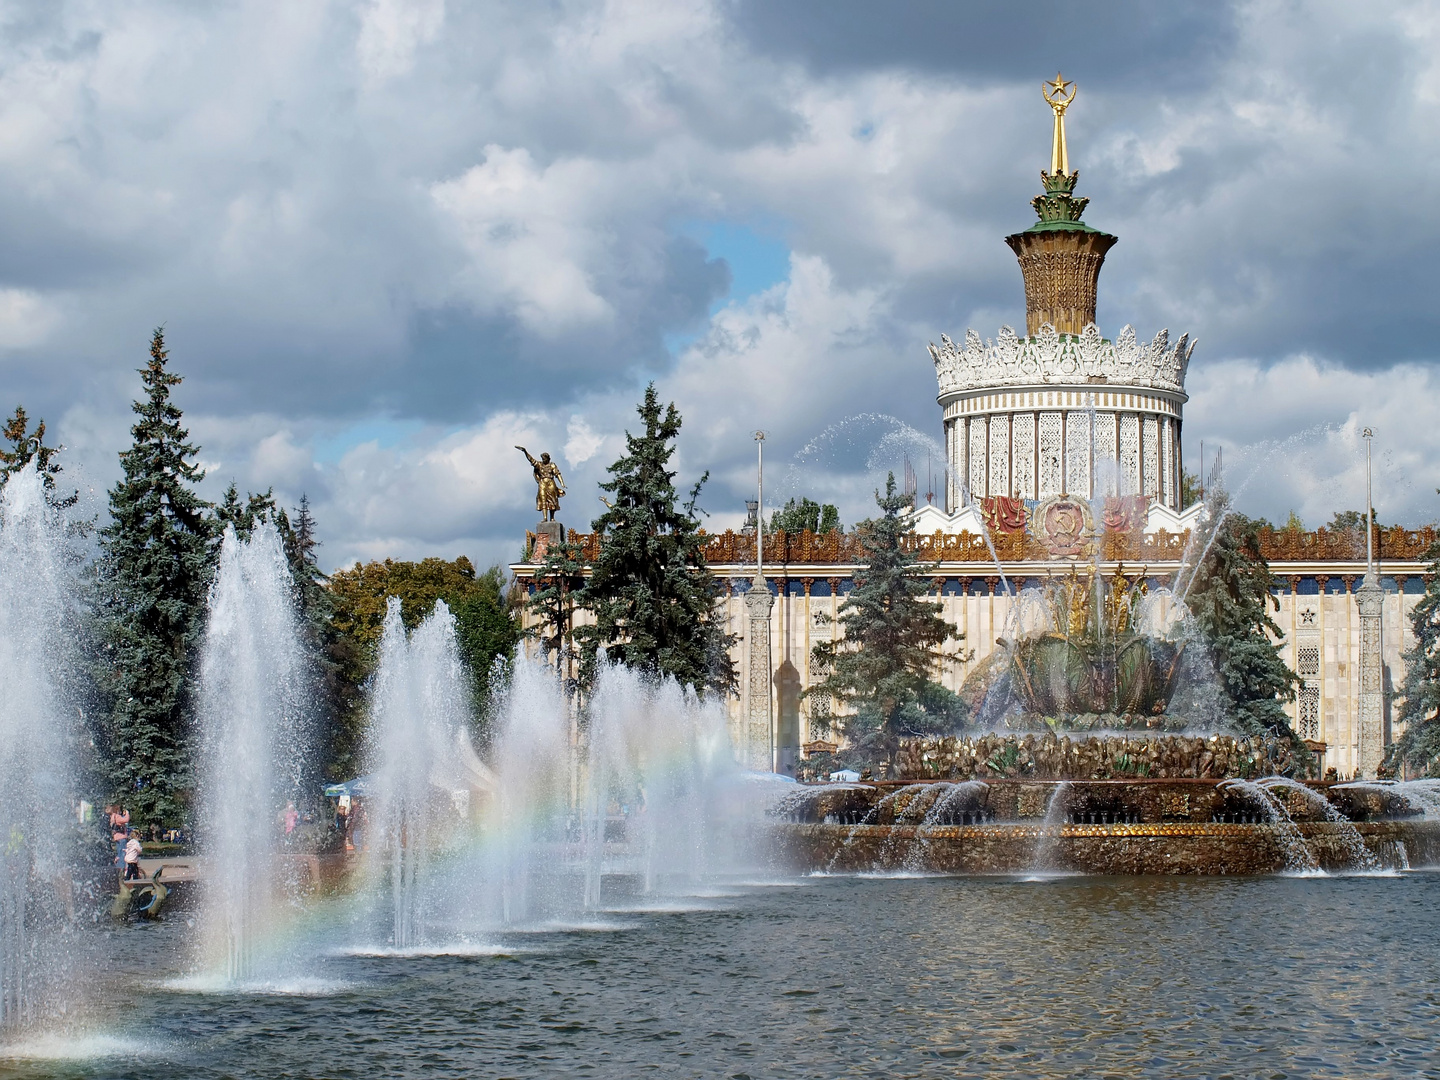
[769,778,1440,875]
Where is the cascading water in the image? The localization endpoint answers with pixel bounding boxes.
[1218,779,1318,874]
[903,780,991,871]
[364,598,476,948]
[1258,777,1378,872]
[0,466,80,1031]
[1396,779,1440,818]
[1029,781,1072,875]
[197,523,309,983]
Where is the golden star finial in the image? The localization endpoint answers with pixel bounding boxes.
[1043,72,1075,106]
[1041,73,1078,176]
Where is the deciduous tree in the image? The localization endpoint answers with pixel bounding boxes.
[769,497,840,536]
[327,555,519,760]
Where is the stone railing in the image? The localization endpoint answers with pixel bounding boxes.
[930,322,1194,397]
[558,528,1191,567]
[1256,525,1437,563]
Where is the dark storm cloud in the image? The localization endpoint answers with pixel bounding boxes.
[728,0,1240,89]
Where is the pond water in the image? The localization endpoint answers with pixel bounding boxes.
[6,872,1440,1079]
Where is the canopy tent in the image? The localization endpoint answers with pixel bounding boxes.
[322,776,376,798]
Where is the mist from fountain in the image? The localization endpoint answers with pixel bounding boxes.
[1393,780,1440,818]
[1172,426,1332,604]
[484,648,572,925]
[1338,779,1440,820]
[579,659,737,906]
[196,523,309,984]
[0,467,81,1032]
[354,648,753,942]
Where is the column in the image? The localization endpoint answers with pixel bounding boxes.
[744,575,774,772]
[1356,571,1384,779]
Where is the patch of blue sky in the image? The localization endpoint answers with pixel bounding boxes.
[312,416,429,464]
[665,219,792,355]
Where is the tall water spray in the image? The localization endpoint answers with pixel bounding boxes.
[0,466,79,1030]
[364,598,474,948]
[580,660,735,906]
[485,649,573,925]
[197,523,308,982]
[463,653,748,927]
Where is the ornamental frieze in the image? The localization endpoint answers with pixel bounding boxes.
[545,524,1436,568]
[930,321,1195,397]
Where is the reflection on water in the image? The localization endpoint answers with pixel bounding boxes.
[5,874,1440,1078]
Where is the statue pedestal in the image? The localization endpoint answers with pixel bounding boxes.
[532,521,565,561]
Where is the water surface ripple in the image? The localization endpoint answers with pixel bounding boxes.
[9,874,1440,1079]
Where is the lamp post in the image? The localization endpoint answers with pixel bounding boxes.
[1355,427,1384,779]
[743,431,775,773]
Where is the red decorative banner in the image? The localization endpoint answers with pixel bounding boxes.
[979,495,1028,534]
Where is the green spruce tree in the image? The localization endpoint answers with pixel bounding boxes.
[215,481,279,539]
[1389,534,1440,776]
[807,473,965,767]
[574,384,735,695]
[98,328,216,826]
[1181,485,1300,740]
[1,405,79,510]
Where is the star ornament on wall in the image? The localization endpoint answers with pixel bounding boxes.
[1300,609,1316,625]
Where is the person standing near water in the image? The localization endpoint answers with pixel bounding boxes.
[109,805,130,865]
[122,829,143,881]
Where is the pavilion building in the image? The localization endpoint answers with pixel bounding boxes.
[513,80,1428,781]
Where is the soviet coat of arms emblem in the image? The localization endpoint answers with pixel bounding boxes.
[1034,494,1092,557]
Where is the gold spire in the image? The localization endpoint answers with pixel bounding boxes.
[1042,72,1077,178]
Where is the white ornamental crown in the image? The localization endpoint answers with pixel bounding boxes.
[930,322,1194,398]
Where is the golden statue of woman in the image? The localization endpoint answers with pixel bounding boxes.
[515,446,566,522]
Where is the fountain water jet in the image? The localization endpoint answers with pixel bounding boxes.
[0,467,81,1031]
[475,647,571,926]
[579,660,735,907]
[364,598,478,947]
[197,523,309,983]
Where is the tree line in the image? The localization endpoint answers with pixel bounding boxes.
[2,329,519,827]
[10,331,1437,820]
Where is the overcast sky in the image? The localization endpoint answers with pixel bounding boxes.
[2,0,1438,571]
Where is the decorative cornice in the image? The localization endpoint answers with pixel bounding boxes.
[930,322,1195,400]
[1026,169,1097,231]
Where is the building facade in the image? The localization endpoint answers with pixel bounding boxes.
[512,80,1424,782]
[518,528,1431,781]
